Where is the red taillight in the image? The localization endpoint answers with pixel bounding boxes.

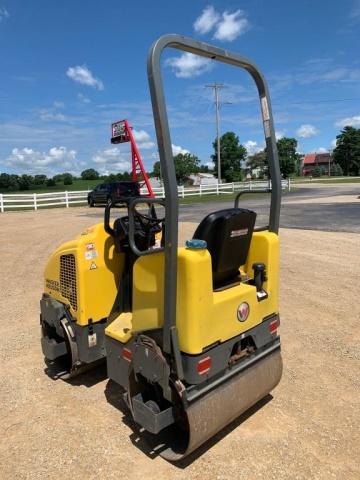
[122,348,132,362]
[269,318,279,334]
[197,356,212,375]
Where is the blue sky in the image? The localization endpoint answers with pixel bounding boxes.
[0,0,360,176]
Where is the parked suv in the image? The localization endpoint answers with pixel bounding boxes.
[87,181,140,207]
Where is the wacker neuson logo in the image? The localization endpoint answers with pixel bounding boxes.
[237,302,250,322]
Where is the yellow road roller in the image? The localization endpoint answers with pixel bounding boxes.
[40,34,282,459]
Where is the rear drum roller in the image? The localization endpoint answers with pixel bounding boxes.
[130,349,282,461]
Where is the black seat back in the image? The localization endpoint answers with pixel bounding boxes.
[193,208,256,288]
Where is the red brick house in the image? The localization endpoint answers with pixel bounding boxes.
[302,152,333,176]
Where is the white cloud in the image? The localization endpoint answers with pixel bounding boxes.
[321,68,348,81]
[53,101,64,108]
[296,124,319,138]
[275,130,285,140]
[316,147,328,153]
[132,129,155,149]
[244,140,263,156]
[77,93,91,104]
[38,109,66,122]
[335,115,360,128]
[66,65,104,90]
[194,6,220,34]
[92,147,131,174]
[5,147,77,174]
[0,7,9,22]
[172,144,190,156]
[214,10,249,42]
[166,53,213,78]
[206,161,215,169]
[331,138,337,148]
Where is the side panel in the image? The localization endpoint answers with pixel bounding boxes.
[44,223,124,326]
[131,232,279,354]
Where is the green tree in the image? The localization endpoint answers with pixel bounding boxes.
[246,150,268,178]
[333,126,360,176]
[312,166,322,177]
[46,178,56,187]
[81,168,99,180]
[8,175,20,191]
[34,174,47,185]
[276,137,301,178]
[152,155,200,184]
[0,173,11,190]
[63,173,73,185]
[53,174,64,183]
[174,153,200,184]
[152,161,161,179]
[212,132,247,182]
[18,174,34,190]
[330,163,343,176]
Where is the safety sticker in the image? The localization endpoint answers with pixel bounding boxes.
[86,242,95,251]
[88,333,97,348]
[85,250,98,260]
[261,96,270,121]
[90,262,97,270]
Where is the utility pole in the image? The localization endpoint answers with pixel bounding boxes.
[206,83,225,184]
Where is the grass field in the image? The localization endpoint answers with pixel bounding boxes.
[291,176,360,184]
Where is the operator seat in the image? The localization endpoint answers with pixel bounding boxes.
[193,208,257,289]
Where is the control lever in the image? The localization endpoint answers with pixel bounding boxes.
[252,263,266,291]
[252,263,268,301]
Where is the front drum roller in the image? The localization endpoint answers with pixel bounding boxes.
[140,349,283,461]
[42,317,91,380]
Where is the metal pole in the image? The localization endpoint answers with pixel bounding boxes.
[206,83,224,184]
[215,86,221,184]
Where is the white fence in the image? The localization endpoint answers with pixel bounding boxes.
[0,179,290,212]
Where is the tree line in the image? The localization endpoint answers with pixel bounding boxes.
[0,168,132,192]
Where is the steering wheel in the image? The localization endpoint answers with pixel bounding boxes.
[134,205,164,234]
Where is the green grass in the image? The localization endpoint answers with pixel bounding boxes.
[291,176,360,184]
[305,178,360,184]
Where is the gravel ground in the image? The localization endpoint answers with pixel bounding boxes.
[0,207,359,480]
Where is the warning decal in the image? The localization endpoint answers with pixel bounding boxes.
[85,250,98,260]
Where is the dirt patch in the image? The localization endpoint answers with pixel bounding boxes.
[0,208,359,479]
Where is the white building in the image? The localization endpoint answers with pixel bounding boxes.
[189,173,218,186]
[148,176,162,188]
